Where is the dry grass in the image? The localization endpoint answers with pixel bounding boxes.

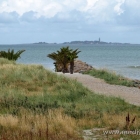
[0,115,18,127]
[0,58,140,139]
[0,109,82,140]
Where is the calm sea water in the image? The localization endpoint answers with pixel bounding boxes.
[0,44,140,80]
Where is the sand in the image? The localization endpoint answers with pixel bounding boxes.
[57,72,140,106]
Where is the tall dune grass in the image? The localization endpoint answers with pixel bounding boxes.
[0,58,140,139]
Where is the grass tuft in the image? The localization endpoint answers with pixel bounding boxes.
[83,68,134,87]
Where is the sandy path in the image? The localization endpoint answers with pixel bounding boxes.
[57,73,140,106]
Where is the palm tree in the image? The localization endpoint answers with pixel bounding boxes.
[47,46,81,74]
[56,46,72,73]
[68,49,81,74]
[48,46,71,73]
[47,52,58,71]
[0,49,25,61]
[47,52,63,72]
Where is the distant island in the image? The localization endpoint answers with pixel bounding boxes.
[33,42,57,44]
[62,40,131,45]
[33,38,131,45]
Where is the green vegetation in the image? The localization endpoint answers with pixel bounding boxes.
[0,58,139,139]
[47,46,80,73]
[83,68,134,87]
[0,49,25,61]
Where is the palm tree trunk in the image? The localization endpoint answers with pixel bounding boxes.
[70,61,74,74]
[62,63,68,73]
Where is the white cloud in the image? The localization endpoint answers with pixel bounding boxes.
[0,0,113,16]
[0,0,85,17]
[83,0,98,11]
[0,0,140,44]
[0,0,139,25]
[114,0,125,15]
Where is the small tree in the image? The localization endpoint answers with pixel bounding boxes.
[56,47,71,73]
[0,49,25,61]
[47,46,81,74]
[47,52,63,72]
[68,49,81,74]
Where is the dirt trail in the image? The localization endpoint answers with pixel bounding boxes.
[57,73,140,106]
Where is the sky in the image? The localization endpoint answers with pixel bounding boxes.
[0,0,140,44]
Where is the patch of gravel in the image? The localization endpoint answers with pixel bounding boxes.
[57,72,140,106]
[83,128,124,140]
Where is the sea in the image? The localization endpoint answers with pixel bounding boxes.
[0,43,140,80]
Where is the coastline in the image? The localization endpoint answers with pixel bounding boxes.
[1,43,139,80]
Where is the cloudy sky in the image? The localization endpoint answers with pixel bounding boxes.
[0,0,139,44]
